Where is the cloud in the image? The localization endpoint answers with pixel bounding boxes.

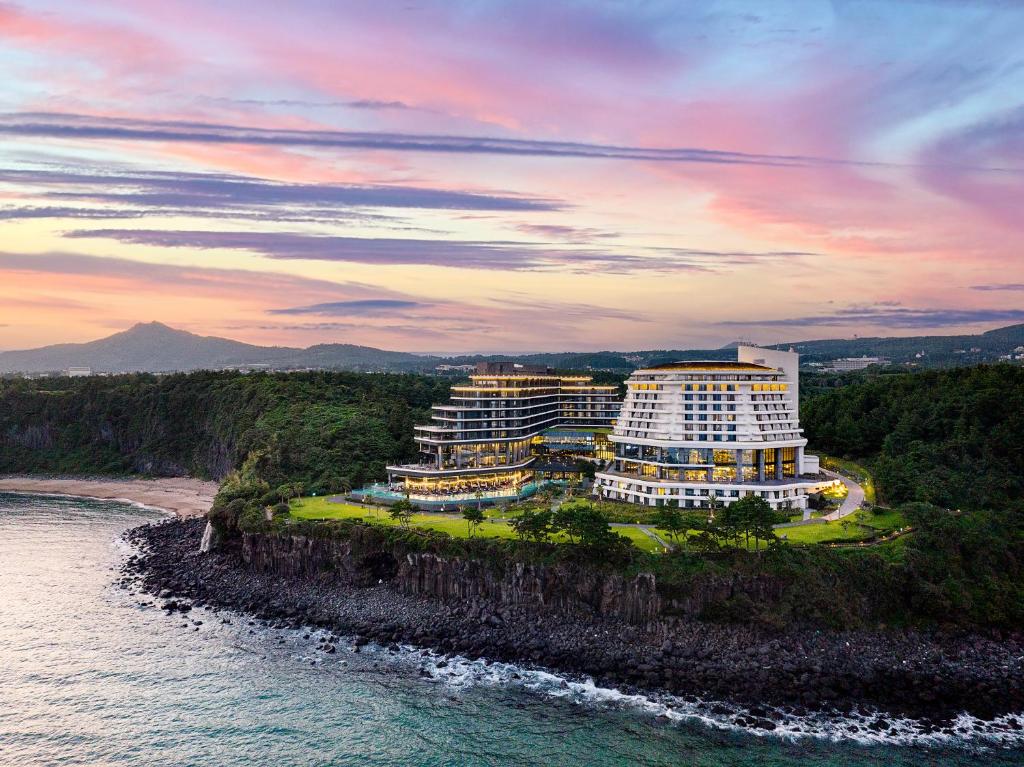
[0,250,398,299]
[64,228,812,273]
[206,96,415,111]
[0,250,647,346]
[0,206,149,221]
[269,299,426,316]
[915,106,1024,231]
[971,283,1024,291]
[0,112,920,170]
[0,166,557,213]
[495,296,643,322]
[513,223,619,243]
[718,305,1024,329]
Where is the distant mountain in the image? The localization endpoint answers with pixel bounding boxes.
[0,322,430,374]
[2,321,1022,375]
[767,323,1024,368]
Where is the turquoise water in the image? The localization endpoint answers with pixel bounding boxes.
[1,492,1021,766]
[352,480,547,507]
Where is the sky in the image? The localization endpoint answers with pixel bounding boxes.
[0,0,1022,353]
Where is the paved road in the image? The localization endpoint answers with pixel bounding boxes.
[822,469,865,520]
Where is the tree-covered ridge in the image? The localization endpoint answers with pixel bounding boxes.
[0,371,449,492]
[802,364,1024,510]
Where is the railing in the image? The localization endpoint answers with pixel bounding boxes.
[600,469,802,486]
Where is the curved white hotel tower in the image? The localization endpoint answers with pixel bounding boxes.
[595,347,819,511]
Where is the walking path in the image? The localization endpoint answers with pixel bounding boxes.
[611,522,671,549]
[822,469,866,520]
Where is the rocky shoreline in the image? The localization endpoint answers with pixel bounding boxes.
[124,518,1024,733]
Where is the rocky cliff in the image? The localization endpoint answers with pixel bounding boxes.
[238,528,787,627]
[128,518,1024,721]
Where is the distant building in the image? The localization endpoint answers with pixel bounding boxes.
[594,347,821,511]
[221,363,271,373]
[65,367,92,377]
[824,356,889,372]
[434,364,476,373]
[372,361,620,506]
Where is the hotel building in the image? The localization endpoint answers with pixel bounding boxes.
[594,347,821,511]
[381,362,619,505]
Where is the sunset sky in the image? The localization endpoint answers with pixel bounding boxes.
[1,0,1022,353]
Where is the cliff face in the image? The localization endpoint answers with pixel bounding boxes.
[238,530,788,627]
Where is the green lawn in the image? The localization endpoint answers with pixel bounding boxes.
[776,509,906,545]
[854,508,906,531]
[612,526,665,553]
[290,496,520,539]
[290,497,669,551]
[289,497,905,551]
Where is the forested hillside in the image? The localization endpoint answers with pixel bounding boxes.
[0,371,449,492]
[802,365,1024,510]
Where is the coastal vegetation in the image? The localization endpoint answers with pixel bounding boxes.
[0,370,448,490]
[4,363,1024,630]
[802,364,1024,510]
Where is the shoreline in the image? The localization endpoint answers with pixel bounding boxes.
[125,518,1024,731]
[0,475,218,518]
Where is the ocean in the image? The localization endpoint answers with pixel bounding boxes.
[1,492,1021,766]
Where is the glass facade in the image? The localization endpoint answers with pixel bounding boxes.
[387,368,620,502]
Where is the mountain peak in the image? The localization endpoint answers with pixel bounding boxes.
[123,321,190,336]
[0,322,421,373]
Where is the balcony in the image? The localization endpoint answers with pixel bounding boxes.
[598,468,804,486]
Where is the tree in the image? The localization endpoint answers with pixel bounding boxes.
[719,495,777,550]
[708,497,741,548]
[575,508,624,550]
[566,477,580,498]
[510,507,553,542]
[462,504,485,537]
[654,507,687,547]
[536,484,557,504]
[329,475,353,495]
[389,499,415,528]
[552,500,622,550]
[474,488,485,512]
[552,501,589,543]
[745,497,778,550]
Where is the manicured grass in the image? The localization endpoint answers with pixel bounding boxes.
[415,516,520,539]
[290,496,375,520]
[290,497,520,539]
[853,508,906,531]
[290,497,905,551]
[776,509,906,546]
[612,526,665,553]
[292,497,667,552]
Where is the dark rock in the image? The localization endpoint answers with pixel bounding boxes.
[122,518,1024,722]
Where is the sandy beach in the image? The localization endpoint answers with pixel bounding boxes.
[0,476,218,517]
